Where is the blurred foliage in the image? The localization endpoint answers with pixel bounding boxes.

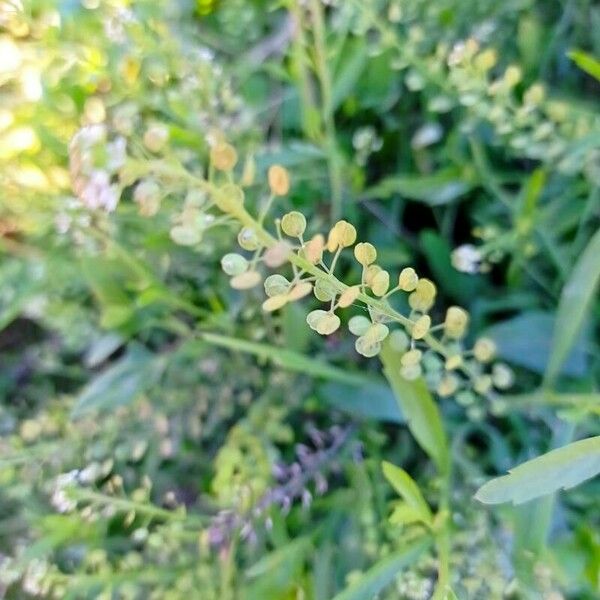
[0,0,599,599]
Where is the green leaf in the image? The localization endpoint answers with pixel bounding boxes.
[331,538,431,600]
[568,49,600,82]
[544,228,600,386]
[363,168,474,206]
[485,311,589,377]
[72,344,164,418]
[331,38,368,110]
[320,381,403,423]
[475,436,600,505]
[382,461,432,524]
[380,341,449,474]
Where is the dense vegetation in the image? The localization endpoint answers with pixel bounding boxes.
[1,1,599,598]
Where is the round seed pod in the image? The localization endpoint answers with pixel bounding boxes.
[371,270,390,297]
[281,211,306,237]
[211,142,238,171]
[474,374,492,395]
[267,164,290,196]
[221,253,248,276]
[287,282,313,301]
[364,323,389,343]
[230,270,261,290]
[389,329,409,352]
[408,278,436,312]
[355,336,382,358]
[238,227,260,251]
[354,242,377,266]
[400,364,422,381]
[262,295,289,312]
[444,306,469,339]
[348,315,371,336]
[306,310,340,335]
[401,349,422,367]
[492,363,514,389]
[445,354,463,371]
[473,337,496,363]
[302,234,325,264]
[264,274,290,297]
[327,220,356,251]
[338,285,360,308]
[314,279,337,302]
[398,267,418,292]
[437,374,459,397]
[170,225,201,246]
[307,309,328,330]
[411,315,431,340]
[263,241,290,268]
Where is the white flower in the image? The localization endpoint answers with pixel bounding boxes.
[451,244,482,274]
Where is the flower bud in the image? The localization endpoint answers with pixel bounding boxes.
[354,242,377,266]
[281,211,306,237]
[221,253,248,276]
[267,165,290,196]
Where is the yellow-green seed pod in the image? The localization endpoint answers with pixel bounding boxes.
[408,278,437,312]
[389,329,409,352]
[212,183,244,214]
[267,164,290,196]
[221,253,248,276]
[238,227,260,251]
[230,270,261,290]
[170,225,201,246]
[445,354,463,371]
[314,279,337,302]
[400,364,422,381]
[281,211,307,237]
[327,220,356,251]
[364,264,382,287]
[444,306,469,339]
[398,267,418,291]
[411,315,431,340]
[262,295,289,312]
[264,274,289,297]
[437,374,459,397]
[503,65,522,87]
[401,349,422,367]
[474,375,492,395]
[354,242,377,266]
[348,315,371,336]
[355,336,382,358]
[371,270,390,297]
[492,363,514,389]
[473,337,496,363]
[338,285,360,308]
[211,142,238,171]
[287,281,313,301]
[306,310,340,335]
[474,48,497,71]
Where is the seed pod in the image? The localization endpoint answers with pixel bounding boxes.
[364,265,382,287]
[327,220,356,251]
[170,225,201,246]
[143,123,169,153]
[444,306,469,339]
[314,279,337,302]
[264,274,289,297]
[306,310,340,335]
[389,329,409,352]
[445,354,463,371]
[437,374,459,397]
[238,227,260,251]
[302,234,324,264]
[474,375,492,395]
[473,337,496,363]
[221,253,248,276]
[307,309,328,330]
[398,267,418,291]
[400,364,422,381]
[211,142,238,171]
[364,323,389,343]
[267,164,290,196]
[213,183,244,214]
[371,270,390,297]
[287,281,313,301]
[262,295,289,312]
[401,349,422,367]
[354,242,377,266]
[338,285,360,308]
[408,278,436,312]
[355,336,382,358]
[263,241,290,268]
[411,315,431,339]
[230,270,261,290]
[492,363,514,389]
[348,315,371,336]
[281,211,306,237]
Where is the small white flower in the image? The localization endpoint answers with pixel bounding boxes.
[451,244,482,274]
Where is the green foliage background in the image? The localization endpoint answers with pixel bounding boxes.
[0,0,599,598]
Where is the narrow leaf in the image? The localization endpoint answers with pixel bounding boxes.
[568,49,600,82]
[382,461,432,523]
[331,538,431,600]
[545,228,600,386]
[475,436,600,505]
